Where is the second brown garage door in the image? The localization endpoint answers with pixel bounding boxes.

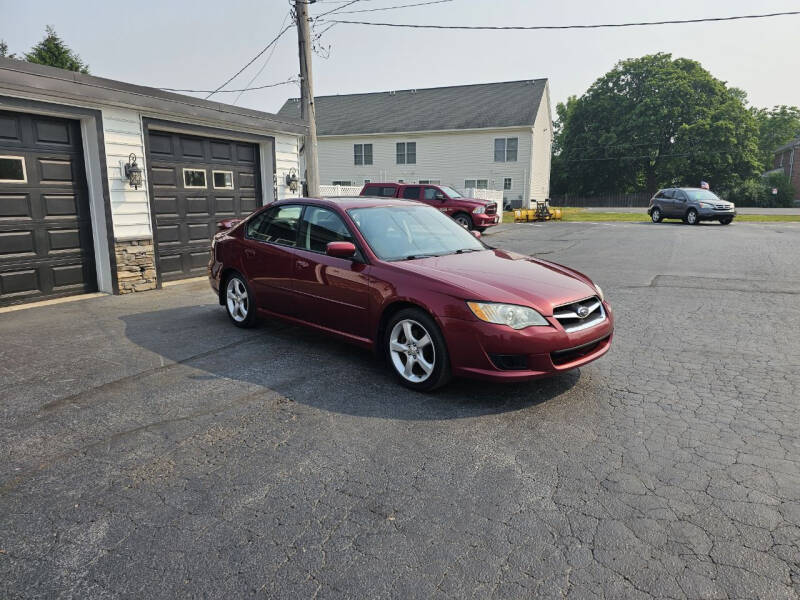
[147,130,262,281]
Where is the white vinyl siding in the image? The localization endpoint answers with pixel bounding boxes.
[274,133,301,200]
[529,84,552,202]
[102,107,151,239]
[317,127,539,207]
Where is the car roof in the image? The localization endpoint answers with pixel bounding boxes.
[277,196,423,210]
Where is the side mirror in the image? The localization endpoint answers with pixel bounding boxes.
[217,218,242,232]
[471,230,482,239]
[326,241,357,259]
[435,192,446,201]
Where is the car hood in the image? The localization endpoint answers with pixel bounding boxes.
[459,197,495,207]
[390,249,597,315]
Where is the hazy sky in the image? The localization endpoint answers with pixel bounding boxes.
[2,0,799,115]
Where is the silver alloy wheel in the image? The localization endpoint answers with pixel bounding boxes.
[389,319,435,383]
[651,208,661,222]
[454,214,470,228]
[687,210,697,224]
[226,277,249,322]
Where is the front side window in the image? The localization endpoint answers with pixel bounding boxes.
[183,168,207,188]
[349,205,484,262]
[247,204,302,246]
[494,137,518,162]
[396,142,416,164]
[213,170,234,189]
[402,186,421,200]
[300,206,355,253]
[0,156,27,182]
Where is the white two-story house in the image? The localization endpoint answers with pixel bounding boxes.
[278,79,552,208]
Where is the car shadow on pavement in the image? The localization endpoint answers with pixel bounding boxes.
[121,304,580,421]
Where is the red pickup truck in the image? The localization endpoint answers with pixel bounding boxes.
[360,182,500,231]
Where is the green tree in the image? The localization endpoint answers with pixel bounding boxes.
[24,26,89,74]
[751,105,800,171]
[557,53,760,195]
[0,40,15,58]
[550,95,577,194]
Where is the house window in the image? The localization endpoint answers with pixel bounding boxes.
[332,180,352,186]
[364,179,371,184]
[419,179,440,185]
[0,156,27,182]
[464,179,488,190]
[213,170,234,189]
[494,137,518,162]
[504,177,512,191]
[183,168,207,188]
[354,143,373,165]
[396,142,416,165]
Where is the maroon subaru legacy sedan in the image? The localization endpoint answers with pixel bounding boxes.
[209,197,613,391]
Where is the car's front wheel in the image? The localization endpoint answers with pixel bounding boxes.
[453,212,473,229]
[386,308,451,391]
[650,207,663,223]
[685,208,699,225]
[225,273,257,328]
[719,217,733,225]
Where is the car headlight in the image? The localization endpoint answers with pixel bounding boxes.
[467,301,548,329]
[473,206,486,214]
[729,203,735,209]
[594,284,604,302]
[699,202,713,208]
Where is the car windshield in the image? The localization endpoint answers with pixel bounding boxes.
[685,189,721,201]
[439,185,463,198]
[348,205,484,261]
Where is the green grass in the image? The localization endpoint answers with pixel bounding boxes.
[502,208,800,224]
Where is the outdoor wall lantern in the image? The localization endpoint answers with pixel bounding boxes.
[285,168,299,192]
[124,153,143,190]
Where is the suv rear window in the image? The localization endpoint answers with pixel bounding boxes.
[363,185,397,197]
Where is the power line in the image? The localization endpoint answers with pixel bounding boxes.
[233,10,293,105]
[203,23,294,99]
[313,0,362,19]
[160,78,298,94]
[333,0,453,15]
[321,10,800,30]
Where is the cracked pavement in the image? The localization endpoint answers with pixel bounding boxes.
[1,221,799,598]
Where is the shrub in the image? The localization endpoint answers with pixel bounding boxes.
[722,174,795,207]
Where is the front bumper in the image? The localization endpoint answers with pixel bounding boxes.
[473,212,500,227]
[698,207,736,221]
[440,303,614,382]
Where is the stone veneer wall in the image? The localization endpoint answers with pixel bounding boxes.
[115,239,157,293]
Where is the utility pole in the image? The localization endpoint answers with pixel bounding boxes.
[295,0,320,197]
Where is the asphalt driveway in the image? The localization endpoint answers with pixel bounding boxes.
[2,221,800,599]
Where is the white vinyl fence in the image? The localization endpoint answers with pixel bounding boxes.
[464,188,504,204]
[319,185,363,197]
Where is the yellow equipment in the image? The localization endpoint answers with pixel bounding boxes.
[513,200,562,222]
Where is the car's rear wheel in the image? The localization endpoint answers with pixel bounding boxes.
[225,273,257,328]
[685,209,699,225]
[386,308,451,391]
[719,217,733,225]
[453,212,473,229]
[650,207,663,223]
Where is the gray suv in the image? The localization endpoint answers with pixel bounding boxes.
[648,188,736,225]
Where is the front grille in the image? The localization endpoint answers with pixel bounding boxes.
[551,336,610,366]
[713,204,731,210]
[485,203,497,215]
[553,296,606,333]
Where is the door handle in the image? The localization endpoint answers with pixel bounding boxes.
[244,249,256,258]
[296,259,310,268]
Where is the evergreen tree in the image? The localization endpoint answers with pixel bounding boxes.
[24,26,89,74]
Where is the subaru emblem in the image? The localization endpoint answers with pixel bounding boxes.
[577,306,589,318]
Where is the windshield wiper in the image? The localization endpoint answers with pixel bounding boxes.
[454,248,482,254]
[401,253,440,260]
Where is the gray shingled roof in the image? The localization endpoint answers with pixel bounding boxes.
[277,79,547,136]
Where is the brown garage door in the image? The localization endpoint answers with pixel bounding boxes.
[0,110,96,307]
[147,130,261,281]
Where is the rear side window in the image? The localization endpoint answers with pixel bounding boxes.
[402,186,421,200]
[247,204,302,246]
[362,185,397,197]
[379,186,397,197]
[363,185,381,196]
[300,206,354,253]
